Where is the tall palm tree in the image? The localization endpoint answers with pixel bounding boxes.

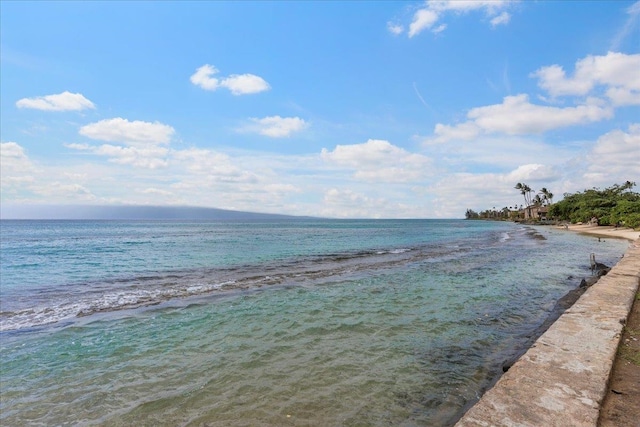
[539,187,554,206]
[515,183,534,218]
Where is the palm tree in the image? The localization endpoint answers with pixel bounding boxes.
[515,183,534,218]
[539,188,554,206]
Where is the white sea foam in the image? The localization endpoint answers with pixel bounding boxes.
[391,248,411,254]
[376,248,411,255]
[0,280,239,331]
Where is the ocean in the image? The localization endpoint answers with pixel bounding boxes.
[0,219,629,426]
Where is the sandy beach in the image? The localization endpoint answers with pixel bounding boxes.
[559,223,640,242]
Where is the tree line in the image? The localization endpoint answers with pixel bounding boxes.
[465,181,640,229]
[548,181,639,228]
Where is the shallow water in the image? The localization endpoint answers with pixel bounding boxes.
[0,220,629,426]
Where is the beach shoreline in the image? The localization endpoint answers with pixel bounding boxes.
[557,223,640,242]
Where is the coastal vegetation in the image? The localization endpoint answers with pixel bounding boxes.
[464,207,515,220]
[465,181,640,229]
[549,181,640,228]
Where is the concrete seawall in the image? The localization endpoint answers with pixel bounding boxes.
[455,239,640,427]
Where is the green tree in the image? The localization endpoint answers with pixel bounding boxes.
[465,209,480,219]
[547,182,640,228]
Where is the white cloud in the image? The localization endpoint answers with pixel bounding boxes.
[387,22,404,35]
[1,175,36,189]
[0,142,98,202]
[190,64,220,90]
[409,9,439,37]
[31,182,96,200]
[1,141,29,160]
[323,139,409,165]
[72,118,174,169]
[432,24,447,34]
[532,64,592,96]
[531,52,640,104]
[426,52,637,145]
[610,1,640,50]
[490,11,511,27]
[166,148,307,212]
[140,188,174,196]
[421,133,577,171]
[94,145,169,169]
[586,124,640,177]
[324,188,382,209]
[16,91,95,111]
[245,116,308,138]
[325,189,418,218]
[190,64,270,95]
[321,139,433,182]
[221,74,271,95]
[405,0,516,37]
[428,0,512,14]
[506,164,561,182]
[79,118,175,145]
[468,94,612,134]
[66,142,169,169]
[428,122,480,144]
[606,86,640,106]
[427,94,612,143]
[1,142,35,191]
[1,140,34,171]
[172,148,259,183]
[65,143,91,150]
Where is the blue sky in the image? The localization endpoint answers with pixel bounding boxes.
[1,1,639,218]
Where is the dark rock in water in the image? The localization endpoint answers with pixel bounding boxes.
[580,276,599,288]
[597,267,611,277]
[524,228,547,240]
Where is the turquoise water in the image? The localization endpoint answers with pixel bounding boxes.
[0,220,629,426]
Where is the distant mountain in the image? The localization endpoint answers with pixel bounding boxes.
[0,205,315,220]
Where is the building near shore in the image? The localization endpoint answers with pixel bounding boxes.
[518,205,549,220]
